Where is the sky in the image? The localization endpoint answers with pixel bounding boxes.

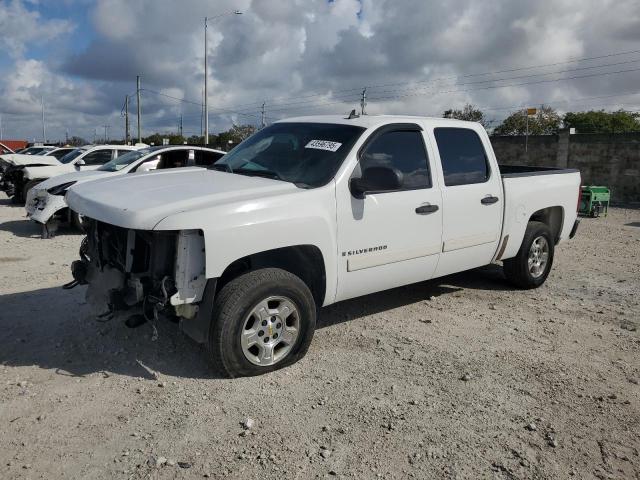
[0,0,639,142]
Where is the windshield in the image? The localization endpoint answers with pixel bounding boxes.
[34,148,54,156]
[212,122,365,188]
[59,148,87,164]
[99,148,152,172]
[22,147,45,155]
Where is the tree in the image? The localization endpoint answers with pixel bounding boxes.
[187,134,204,145]
[141,133,187,145]
[494,105,561,135]
[563,110,640,134]
[67,136,87,146]
[443,104,487,127]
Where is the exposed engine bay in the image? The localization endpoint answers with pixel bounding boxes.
[67,219,207,329]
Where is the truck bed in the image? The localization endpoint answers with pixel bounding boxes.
[499,164,580,178]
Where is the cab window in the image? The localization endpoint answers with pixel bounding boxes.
[359,129,431,190]
[434,128,490,186]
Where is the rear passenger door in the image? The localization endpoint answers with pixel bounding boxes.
[335,124,443,302]
[430,126,503,277]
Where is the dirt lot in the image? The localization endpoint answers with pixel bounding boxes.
[0,193,638,480]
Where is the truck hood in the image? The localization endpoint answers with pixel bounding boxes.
[23,163,76,180]
[0,153,61,167]
[66,167,300,230]
[35,169,113,190]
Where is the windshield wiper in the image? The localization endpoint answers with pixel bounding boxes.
[234,168,285,182]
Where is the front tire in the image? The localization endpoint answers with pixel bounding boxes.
[70,210,89,232]
[503,221,554,289]
[208,268,316,378]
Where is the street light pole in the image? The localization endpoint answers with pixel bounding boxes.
[204,10,242,145]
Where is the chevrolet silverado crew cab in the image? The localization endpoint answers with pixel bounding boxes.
[65,115,581,377]
[25,145,225,237]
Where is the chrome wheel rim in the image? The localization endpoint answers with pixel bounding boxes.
[240,296,300,367]
[528,236,549,278]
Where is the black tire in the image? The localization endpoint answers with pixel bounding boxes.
[70,210,89,232]
[208,268,316,378]
[503,221,554,289]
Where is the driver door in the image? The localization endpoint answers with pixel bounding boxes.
[335,124,443,302]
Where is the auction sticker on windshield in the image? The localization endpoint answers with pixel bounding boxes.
[305,140,342,152]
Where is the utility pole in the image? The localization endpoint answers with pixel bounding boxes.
[93,128,97,144]
[41,96,47,143]
[204,16,209,145]
[124,95,130,145]
[136,75,142,143]
[261,102,266,128]
[103,124,110,143]
[525,111,529,153]
[360,88,367,115]
[0,114,3,141]
[65,128,69,144]
[200,88,204,140]
[179,114,183,137]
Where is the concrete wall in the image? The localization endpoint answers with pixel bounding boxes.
[490,132,640,204]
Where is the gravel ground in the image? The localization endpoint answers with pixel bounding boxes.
[0,192,639,479]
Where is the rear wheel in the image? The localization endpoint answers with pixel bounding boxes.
[208,268,316,378]
[503,221,554,289]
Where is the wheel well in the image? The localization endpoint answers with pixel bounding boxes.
[529,206,564,243]
[216,245,326,307]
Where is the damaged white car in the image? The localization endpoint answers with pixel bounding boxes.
[64,115,581,377]
[2,144,142,204]
[26,146,225,237]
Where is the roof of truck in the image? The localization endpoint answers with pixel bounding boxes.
[278,114,480,129]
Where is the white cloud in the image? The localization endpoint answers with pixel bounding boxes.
[0,0,74,58]
[2,0,640,140]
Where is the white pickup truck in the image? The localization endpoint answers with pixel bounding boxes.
[65,115,581,377]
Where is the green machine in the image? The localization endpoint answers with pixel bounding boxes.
[579,185,610,217]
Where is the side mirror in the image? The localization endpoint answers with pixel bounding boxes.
[75,158,85,166]
[350,166,403,199]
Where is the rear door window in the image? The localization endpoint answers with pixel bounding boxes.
[434,128,490,186]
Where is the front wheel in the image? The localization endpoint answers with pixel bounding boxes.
[208,268,316,378]
[70,210,89,232]
[503,221,554,289]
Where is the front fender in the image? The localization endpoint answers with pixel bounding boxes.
[154,183,339,305]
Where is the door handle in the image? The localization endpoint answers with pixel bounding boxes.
[415,204,439,215]
[481,196,499,205]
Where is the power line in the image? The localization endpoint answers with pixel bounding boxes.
[200,50,640,114]
[141,88,263,119]
[366,67,640,104]
[234,58,640,115]
[193,48,640,113]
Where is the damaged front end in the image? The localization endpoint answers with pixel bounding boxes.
[0,164,23,197]
[67,219,207,331]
